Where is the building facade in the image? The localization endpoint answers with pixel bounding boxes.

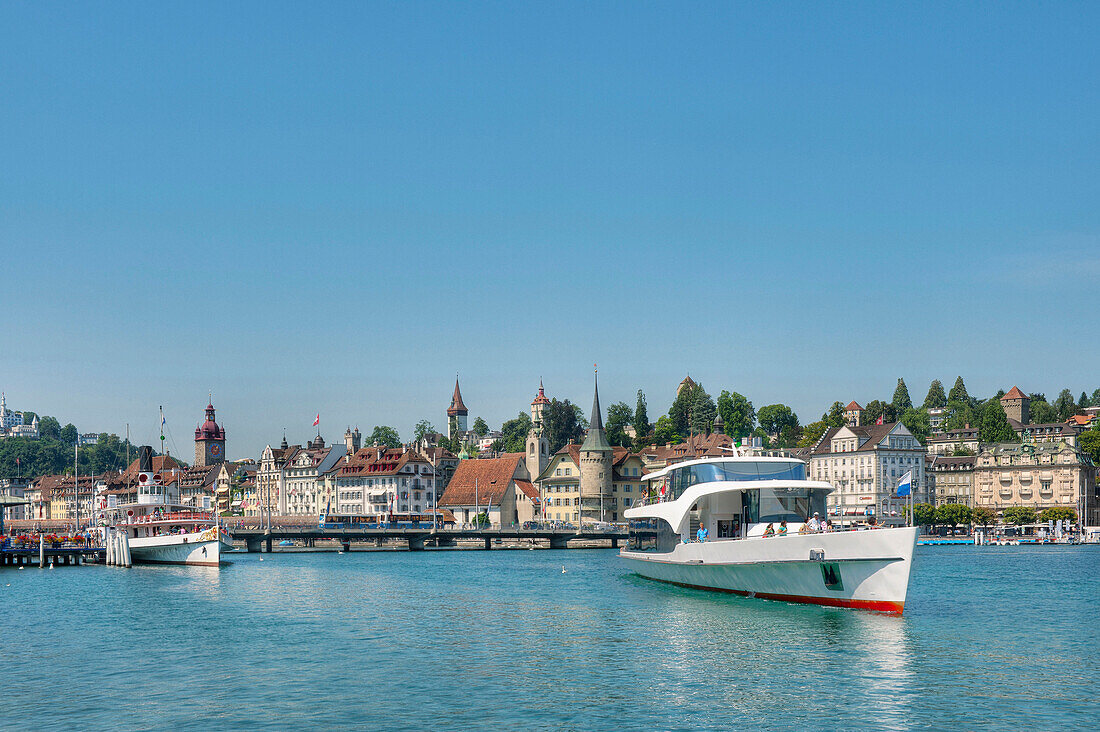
[438,453,536,526]
[973,442,1098,524]
[327,446,437,517]
[927,455,975,507]
[809,422,927,526]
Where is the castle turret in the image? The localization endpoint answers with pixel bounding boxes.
[579,368,613,524]
[345,426,361,455]
[447,375,469,440]
[194,399,226,467]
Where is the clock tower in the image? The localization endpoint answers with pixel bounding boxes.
[194,399,227,467]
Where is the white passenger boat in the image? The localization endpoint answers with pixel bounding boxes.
[103,446,233,567]
[621,454,917,614]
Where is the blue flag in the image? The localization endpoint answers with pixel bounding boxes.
[896,471,912,497]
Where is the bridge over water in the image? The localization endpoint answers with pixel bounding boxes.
[229,527,628,553]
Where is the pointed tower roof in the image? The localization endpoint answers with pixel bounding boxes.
[581,367,612,453]
[447,376,468,416]
[531,378,550,406]
[1002,386,1027,401]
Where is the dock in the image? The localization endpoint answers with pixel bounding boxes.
[229,526,627,552]
[1,541,106,568]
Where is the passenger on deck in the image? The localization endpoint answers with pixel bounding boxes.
[807,512,822,532]
[696,525,708,542]
[777,520,788,536]
[762,523,775,537]
[823,519,834,532]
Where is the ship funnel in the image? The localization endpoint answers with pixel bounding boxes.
[139,446,153,472]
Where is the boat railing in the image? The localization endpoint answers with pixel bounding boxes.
[129,511,215,524]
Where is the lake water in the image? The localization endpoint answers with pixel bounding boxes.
[2,545,1097,731]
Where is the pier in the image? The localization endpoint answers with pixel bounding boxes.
[229,526,627,553]
[1,540,106,568]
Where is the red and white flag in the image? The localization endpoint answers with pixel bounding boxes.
[313,414,320,427]
[876,414,884,425]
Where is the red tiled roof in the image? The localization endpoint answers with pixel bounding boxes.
[514,479,538,500]
[438,453,524,507]
[845,401,863,411]
[1002,386,1027,400]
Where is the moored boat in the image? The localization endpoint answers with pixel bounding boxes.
[102,446,233,566]
[621,454,917,613]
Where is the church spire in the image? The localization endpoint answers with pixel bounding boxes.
[447,374,468,416]
[580,365,611,453]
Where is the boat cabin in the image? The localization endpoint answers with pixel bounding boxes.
[626,457,831,552]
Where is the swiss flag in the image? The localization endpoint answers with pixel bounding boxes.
[876,414,884,425]
[313,414,320,427]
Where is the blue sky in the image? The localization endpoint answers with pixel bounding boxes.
[2,2,1098,459]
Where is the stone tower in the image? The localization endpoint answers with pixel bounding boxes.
[447,375,469,440]
[1000,386,1030,425]
[578,368,613,524]
[526,379,551,483]
[194,399,226,467]
[345,426,362,455]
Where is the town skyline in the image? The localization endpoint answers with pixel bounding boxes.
[3,371,1098,461]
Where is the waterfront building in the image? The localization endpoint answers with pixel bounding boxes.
[1008,419,1084,447]
[447,376,468,441]
[327,446,436,516]
[194,400,227,467]
[255,436,292,518]
[416,443,459,501]
[927,455,975,507]
[808,422,927,525]
[844,401,864,428]
[178,464,219,510]
[536,444,646,524]
[973,442,1098,524]
[438,453,536,526]
[0,477,30,520]
[281,434,346,516]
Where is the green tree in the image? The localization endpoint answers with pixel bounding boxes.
[369,425,401,448]
[778,424,802,448]
[912,503,936,527]
[413,420,436,443]
[862,400,896,426]
[633,390,650,442]
[757,404,799,437]
[943,400,978,431]
[952,443,976,456]
[471,417,489,438]
[1092,388,1100,406]
[972,506,996,526]
[923,379,948,409]
[900,408,931,444]
[1029,399,1058,424]
[38,415,61,441]
[798,420,830,448]
[1002,506,1037,525]
[1079,430,1100,465]
[60,423,78,445]
[947,376,970,404]
[605,402,634,448]
[498,412,532,453]
[822,401,846,428]
[716,391,755,438]
[689,388,717,435]
[669,381,711,435]
[1038,507,1077,524]
[892,379,913,412]
[979,401,1018,444]
[935,503,972,527]
[1053,388,1077,420]
[543,399,585,454]
[1079,392,1090,409]
[653,415,679,445]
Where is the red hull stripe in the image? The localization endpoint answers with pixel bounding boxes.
[651,577,905,614]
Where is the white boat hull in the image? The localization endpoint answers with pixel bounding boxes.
[127,530,234,567]
[620,527,918,614]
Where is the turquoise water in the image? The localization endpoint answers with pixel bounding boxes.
[2,545,1097,731]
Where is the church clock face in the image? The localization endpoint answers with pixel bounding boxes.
[210,443,222,457]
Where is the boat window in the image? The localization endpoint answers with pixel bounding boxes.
[665,461,808,500]
[628,518,679,553]
[758,486,828,523]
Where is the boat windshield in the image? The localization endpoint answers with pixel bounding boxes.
[663,461,807,501]
[627,518,680,553]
